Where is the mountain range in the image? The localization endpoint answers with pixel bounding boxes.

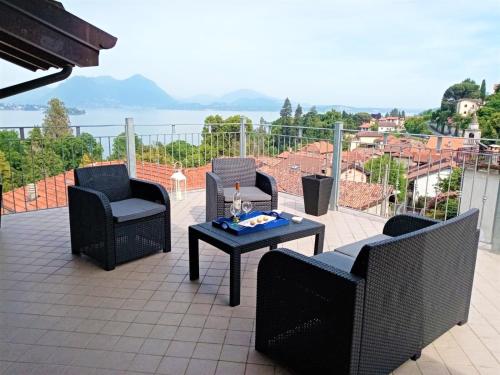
[2,74,422,114]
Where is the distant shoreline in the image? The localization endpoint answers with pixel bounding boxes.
[0,103,85,115]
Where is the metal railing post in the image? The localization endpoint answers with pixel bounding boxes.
[75,126,80,136]
[436,135,443,151]
[329,121,343,211]
[240,116,246,157]
[19,127,25,140]
[125,117,136,178]
[492,186,500,252]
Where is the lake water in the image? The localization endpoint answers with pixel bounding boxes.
[0,108,280,138]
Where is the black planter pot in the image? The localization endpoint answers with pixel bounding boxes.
[301,174,334,216]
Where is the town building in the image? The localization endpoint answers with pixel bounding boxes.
[456,98,482,116]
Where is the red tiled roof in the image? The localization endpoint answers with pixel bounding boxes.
[339,180,394,210]
[378,121,397,128]
[258,157,392,210]
[407,160,453,180]
[1,161,211,214]
[342,148,382,163]
[2,155,391,215]
[426,136,467,151]
[410,149,454,164]
[300,141,333,154]
[357,131,383,138]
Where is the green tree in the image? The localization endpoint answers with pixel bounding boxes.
[0,150,12,191]
[364,155,407,201]
[389,108,400,117]
[0,130,24,171]
[353,112,372,127]
[201,114,253,158]
[279,98,293,125]
[451,114,472,137]
[404,116,431,134]
[164,140,201,167]
[477,90,500,138]
[437,167,462,193]
[21,146,64,182]
[427,198,459,220]
[441,79,480,112]
[480,79,486,101]
[51,133,104,170]
[111,132,143,160]
[294,103,303,126]
[42,98,73,139]
[279,98,294,137]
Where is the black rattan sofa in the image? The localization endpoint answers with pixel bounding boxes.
[206,157,277,221]
[256,209,480,374]
[68,164,171,270]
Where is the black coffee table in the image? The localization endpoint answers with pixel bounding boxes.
[189,212,325,306]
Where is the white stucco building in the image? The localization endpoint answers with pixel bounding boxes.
[456,99,482,117]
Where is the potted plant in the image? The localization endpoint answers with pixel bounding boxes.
[301,174,334,216]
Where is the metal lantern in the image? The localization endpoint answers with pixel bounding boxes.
[170,162,187,201]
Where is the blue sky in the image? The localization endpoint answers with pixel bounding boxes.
[1,0,499,109]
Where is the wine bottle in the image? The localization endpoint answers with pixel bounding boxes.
[233,182,242,218]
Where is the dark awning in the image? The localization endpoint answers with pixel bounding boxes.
[0,0,117,71]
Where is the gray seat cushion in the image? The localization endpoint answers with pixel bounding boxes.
[335,234,391,259]
[314,251,356,273]
[313,234,391,272]
[110,198,166,223]
[223,186,271,202]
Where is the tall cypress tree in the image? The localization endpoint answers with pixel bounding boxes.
[480,79,486,101]
[280,98,293,137]
[280,98,293,124]
[294,104,303,125]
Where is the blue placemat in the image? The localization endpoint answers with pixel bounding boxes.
[212,211,290,235]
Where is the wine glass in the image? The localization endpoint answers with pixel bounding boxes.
[230,203,240,222]
[242,201,253,217]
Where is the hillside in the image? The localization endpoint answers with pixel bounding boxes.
[4,74,177,108]
[2,74,422,114]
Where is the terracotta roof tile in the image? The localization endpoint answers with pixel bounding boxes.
[426,136,467,151]
[2,161,211,214]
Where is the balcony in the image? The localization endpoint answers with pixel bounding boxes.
[0,190,499,374]
[1,123,500,374]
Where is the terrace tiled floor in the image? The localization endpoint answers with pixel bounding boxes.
[0,191,499,375]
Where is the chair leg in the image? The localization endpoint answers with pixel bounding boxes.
[411,350,421,361]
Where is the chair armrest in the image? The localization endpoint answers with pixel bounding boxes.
[130,178,170,206]
[256,248,365,374]
[68,185,112,218]
[383,214,440,237]
[206,172,224,194]
[67,185,115,269]
[256,171,277,208]
[206,172,225,221]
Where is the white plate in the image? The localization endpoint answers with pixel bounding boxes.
[239,214,277,228]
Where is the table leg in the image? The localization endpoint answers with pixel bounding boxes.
[229,250,241,306]
[314,229,325,255]
[189,230,199,280]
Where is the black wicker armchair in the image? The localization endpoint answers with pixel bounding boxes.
[256,209,480,374]
[68,164,171,270]
[206,157,277,221]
